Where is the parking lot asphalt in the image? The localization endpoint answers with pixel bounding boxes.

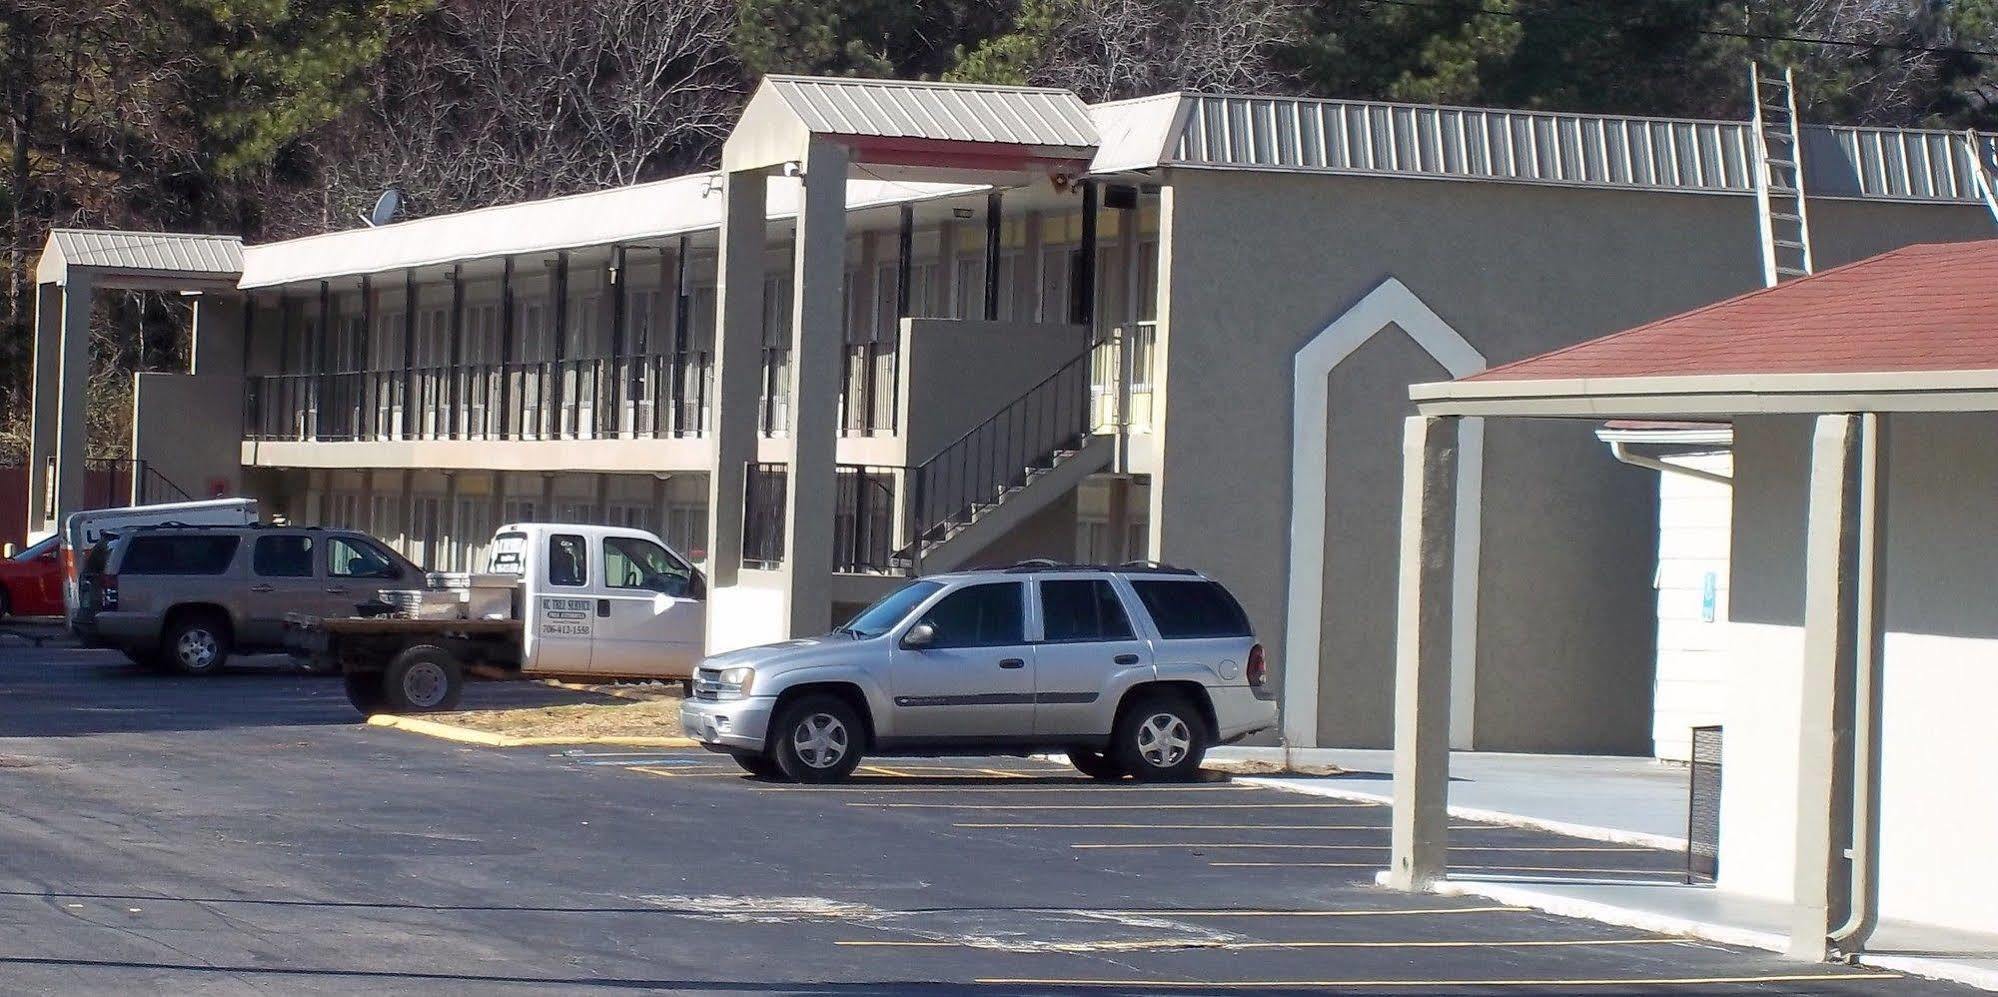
[0,646,1979,995]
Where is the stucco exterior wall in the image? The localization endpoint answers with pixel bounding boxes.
[1722,414,1998,935]
[1152,167,1994,752]
[133,372,244,501]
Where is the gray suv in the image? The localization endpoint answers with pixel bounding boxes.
[75,525,420,674]
[681,562,1276,783]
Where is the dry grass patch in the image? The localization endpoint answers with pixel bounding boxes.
[442,688,687,741]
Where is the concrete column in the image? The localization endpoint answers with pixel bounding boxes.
[782,139,849,636]
[1387,414,1459,892]
[26,281,63,532]
[190,293,245,378]
[1789,413,1863,961]
[50,271,96,529]
[705,168,768,589]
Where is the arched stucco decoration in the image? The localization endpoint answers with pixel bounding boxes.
[1282,277,1487,750]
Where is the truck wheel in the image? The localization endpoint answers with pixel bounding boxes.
[770,694,864,784]
[344,672,388,714]
[1067,749,1126,781]
[381,645,463,713]
[162,611,231,676]
[1111,690,1210,783]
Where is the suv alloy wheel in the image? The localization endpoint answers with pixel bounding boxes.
[771,694,865,783]
[163,612,231,676]
[1111,690,1210,782]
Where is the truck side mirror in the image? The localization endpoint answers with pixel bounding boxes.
[901,622,937,649]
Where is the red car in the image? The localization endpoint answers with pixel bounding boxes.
[0,535,64,619]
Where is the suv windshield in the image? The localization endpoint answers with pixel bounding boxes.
[840,580,943,638]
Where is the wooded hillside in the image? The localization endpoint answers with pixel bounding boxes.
[7,0,1998,454]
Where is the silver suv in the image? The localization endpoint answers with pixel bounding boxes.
[681,562,1276,783]
[75,525,421,674]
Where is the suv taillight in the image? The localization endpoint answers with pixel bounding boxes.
[1246,643,1267,688]
[98,573,118,611]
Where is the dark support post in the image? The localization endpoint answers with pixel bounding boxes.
[551,251,570,437]
[608,245,628,437]
[984,190,1002,320]
[1075,181,1098,331]
[316,281,331,437]
[359,275,374,437]
[896,204,913,318]
[670,237,690,435]
[499,257,516,437]
[401,268,417,439]
[447,264,464,438]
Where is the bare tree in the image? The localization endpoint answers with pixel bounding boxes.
[272,0,740,235]
[1022,0,1303,103]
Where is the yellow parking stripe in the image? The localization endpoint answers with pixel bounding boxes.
[840,937,1681,951]
[1072,843,1649,852]
[972,973,1894,989]
[859,764,916,777]
[851,802,1373,810]
[1211,862,1684,875]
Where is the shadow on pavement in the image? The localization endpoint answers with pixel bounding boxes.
[0,646,626,738]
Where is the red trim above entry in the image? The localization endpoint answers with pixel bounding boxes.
[841,135,1091,174]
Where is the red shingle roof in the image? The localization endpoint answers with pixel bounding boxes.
[1468,239,1998,382]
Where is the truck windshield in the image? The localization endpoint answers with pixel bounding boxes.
[840,580,943,639]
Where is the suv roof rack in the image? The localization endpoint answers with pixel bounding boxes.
[1001,559,1197,576]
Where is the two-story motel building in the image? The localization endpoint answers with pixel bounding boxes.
[26,76,1998,753]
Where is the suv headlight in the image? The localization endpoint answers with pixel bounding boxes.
[716,665,755,700]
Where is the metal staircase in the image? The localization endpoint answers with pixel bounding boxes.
[1749,64,1815,287]
[895,339,1117,574]
[1962,128,1998,226]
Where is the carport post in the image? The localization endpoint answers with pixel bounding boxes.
[1388,414,1458,892]
[705,167,768,592]
[780,137,850,637]
[1789,413,1862,960]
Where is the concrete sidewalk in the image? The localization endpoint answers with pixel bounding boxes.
[1208,746,1998,992]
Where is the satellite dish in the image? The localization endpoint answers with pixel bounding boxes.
[361,187,404,227]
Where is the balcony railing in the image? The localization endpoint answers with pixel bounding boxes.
[1090,320,1155,434]
[737,462,901,574]
[246,352,716,443]
[840,341,899,436]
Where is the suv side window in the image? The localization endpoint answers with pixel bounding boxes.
[548,534,587,587]
[1129,579,1252,639]
[119,535,239,575]
[252,535,315,578]
[1039,579,1134,642]
[917,582,1025,648]
[329,537,400,580]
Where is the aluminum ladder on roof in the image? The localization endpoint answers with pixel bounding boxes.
[1961,128,1998,226]
[1749,64,1815,287]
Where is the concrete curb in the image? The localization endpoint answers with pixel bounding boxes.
[1237,777,1691,852]
[365,714,698,749]
[1383,872,1998,993]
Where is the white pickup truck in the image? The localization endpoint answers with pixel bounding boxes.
[288,522,706,715]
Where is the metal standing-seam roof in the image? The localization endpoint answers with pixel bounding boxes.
[38,229,243,284]
[1130,92,1998,203]
[763,75,1099,150]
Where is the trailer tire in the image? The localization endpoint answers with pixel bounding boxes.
[344,671,388,714]
[381,645,463,713]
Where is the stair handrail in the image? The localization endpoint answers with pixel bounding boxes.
[907,337,1111,556]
